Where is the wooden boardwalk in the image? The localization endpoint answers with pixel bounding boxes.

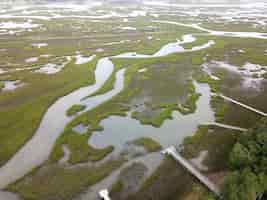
[161,146,221,196]
[206,122,248,132]
[218,94,267,117]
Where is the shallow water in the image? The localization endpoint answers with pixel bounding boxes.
[0,38,214,190]
[31,43,48,48]
[1,80,24,92]
[35,63,65,74]
[114,34,214,58]
[209,61,266,91]
[0,21,40,29]
[35,56,71,74]
[76,152,163,200]
[75,54,96,65]
[0,57,115,189]
[72,123,89,134]
[25,57,39,63]
[89,82,215,150]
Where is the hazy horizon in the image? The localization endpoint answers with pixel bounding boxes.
[2,0,267,4]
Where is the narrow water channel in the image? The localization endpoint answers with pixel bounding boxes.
[89,82,215,150]
[0,57,115,189]
[78,82,215,200]
[0,36,215,190]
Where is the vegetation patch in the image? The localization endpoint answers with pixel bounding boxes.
[111,180,124,195]
[0,82,4,91]
[131,137,162,152]
[193,71,223,93]
[0,58,98,166]
[223,118,267,200]
[8,159,123,200]
[211,96,229,122]
[111,162,147,198]
[66,104,86,116]
[126,157,211,200]
[50,53,203,163]
[50,123,115,164]
[211,95,262,129]
[183,125,239,171]
[131,105,175,127]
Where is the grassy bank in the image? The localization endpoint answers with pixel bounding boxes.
[124,125,239,200]
[66,104,86,116]
[0,58,98,166]
[8,159,123,200]
[50,51,208,164]
[132,137,162,152]
[182,125,239,171]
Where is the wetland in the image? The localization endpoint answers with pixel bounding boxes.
[0,1,267,200]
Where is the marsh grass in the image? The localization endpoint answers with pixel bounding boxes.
[0,58,98,165]
[8,159,123,200]
[132,137,162,152]
[66,104,86,116]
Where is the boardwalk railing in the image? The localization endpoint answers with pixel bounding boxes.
[161,146,221,196]
[217,94,267,117]
[205,122,248,132]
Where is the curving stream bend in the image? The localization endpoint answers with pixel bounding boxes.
[0,57,115,189]
[0,36,215,190]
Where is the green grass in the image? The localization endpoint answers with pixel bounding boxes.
[132,137,162,152]
[0,82,4,91]
[111,180,124,195]
[83,58,125,98]
[193,71,223,93]
[0,20,192,166]
[66,104,86,116]
[87,72,117,98]
[54,129,114,164]
[123,59,202,126]
[182,125,239,171]
[211,94,262,129]
[183,37,210,50]
[127,157,199,200]
[0,58,98,166]
[211,96,229,122]
[49,61,140,162]
[50,52,207,163]
[131,105,175,127]
[49,101,129,163]
[8,159,124,200]
[178,92,201,115]
[127,125,238,200]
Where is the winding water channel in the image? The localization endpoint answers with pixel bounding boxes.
[1,2,267,199]
[89,82,215,150]
[0,57,115,189]
[0,35,216,194]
